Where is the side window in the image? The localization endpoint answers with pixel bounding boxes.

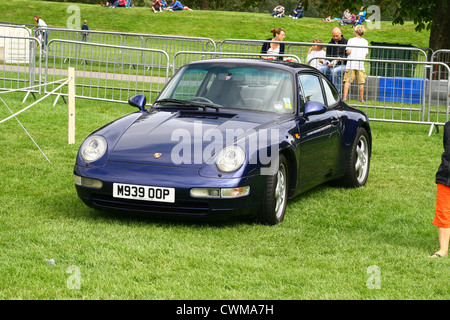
[321,77,339,106]
[298,74,325,109]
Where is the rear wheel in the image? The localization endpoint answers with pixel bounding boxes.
[258,154,289,225]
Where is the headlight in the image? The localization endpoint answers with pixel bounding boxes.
[80,136,107,163]
[216,146,245,173]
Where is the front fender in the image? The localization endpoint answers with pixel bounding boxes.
[75,112,144,168]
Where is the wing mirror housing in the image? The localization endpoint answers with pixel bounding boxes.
[128,94,147,112]
[304,101,326,117]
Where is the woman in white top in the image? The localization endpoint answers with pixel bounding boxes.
[34,15,48,49]
[260,28,286,60]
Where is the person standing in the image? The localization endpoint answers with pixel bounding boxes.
[342,25,368,103]
[317,27,348,94]
[81,20,89,42]
[260,28,286,60]
[430,121,450,258]
[34,15,49,50]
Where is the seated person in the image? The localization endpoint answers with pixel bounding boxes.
[160,0,167,9]
[111,0,126,7]
[152,0,162,12]
[339,8,353,25]
[356,6,366,24]
[272,3,285,18]
[306,39,327,69]
[291,3,304,19]
[169,0,183,11]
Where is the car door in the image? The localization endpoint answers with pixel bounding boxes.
[296,73,341,187]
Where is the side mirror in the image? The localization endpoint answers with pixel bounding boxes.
[304,101,326,117]
[128,94,147,112]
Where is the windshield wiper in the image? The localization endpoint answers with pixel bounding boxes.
[153,98,220,112]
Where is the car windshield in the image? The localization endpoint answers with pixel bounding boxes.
[155,63,295,114]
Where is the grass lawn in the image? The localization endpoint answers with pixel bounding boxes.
[0,0,448,301]
[4,0,431,48]
[0,90,449,300]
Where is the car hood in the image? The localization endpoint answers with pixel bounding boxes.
[107,109,286,168]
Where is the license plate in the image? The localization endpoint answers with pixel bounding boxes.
[113,183,175,203]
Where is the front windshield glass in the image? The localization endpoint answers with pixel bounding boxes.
[156,63,295,114]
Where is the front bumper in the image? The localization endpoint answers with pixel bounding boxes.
[74,161,267,219]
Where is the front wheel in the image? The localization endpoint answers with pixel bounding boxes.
[340,127,371,188]
[258,154,289,225]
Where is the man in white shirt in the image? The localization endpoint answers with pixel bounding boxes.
[342,25,369,103]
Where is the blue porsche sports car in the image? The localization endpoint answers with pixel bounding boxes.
[74,58,371,225]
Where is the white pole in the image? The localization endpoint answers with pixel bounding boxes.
[68,67,75,145]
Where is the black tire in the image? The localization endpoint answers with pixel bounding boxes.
[258,154,289,225]
[339,127,371,188]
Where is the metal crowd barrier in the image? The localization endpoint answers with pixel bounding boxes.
[431,49,450,81]
[307,56,450,124]
[37,27,216,62]
[1,20,448,127]
[45,39,170,104]
[218,39,428,68]
[0,24,32,37]
[172,51,301,73]
[0,34,42,99]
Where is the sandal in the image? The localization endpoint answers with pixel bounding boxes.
[429,252,443,258]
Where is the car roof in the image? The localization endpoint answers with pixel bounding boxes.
[186,58,319,74]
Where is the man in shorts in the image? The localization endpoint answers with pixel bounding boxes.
[342,25,368,103]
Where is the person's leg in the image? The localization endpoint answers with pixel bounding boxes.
[343,82,350,101]
[332,65,346,94]
[360,70,367,101]
[431,183,450,257]
[320,65,332,81]
[359,84,364,101]
[317,66,326,74]
[342,70,351,101]
[437,227,450,256]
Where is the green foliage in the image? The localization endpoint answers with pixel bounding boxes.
[317,0,435,31]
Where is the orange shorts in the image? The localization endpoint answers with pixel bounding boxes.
[433,183,450,228]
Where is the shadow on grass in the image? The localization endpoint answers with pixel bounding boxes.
[53,193,257,229]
